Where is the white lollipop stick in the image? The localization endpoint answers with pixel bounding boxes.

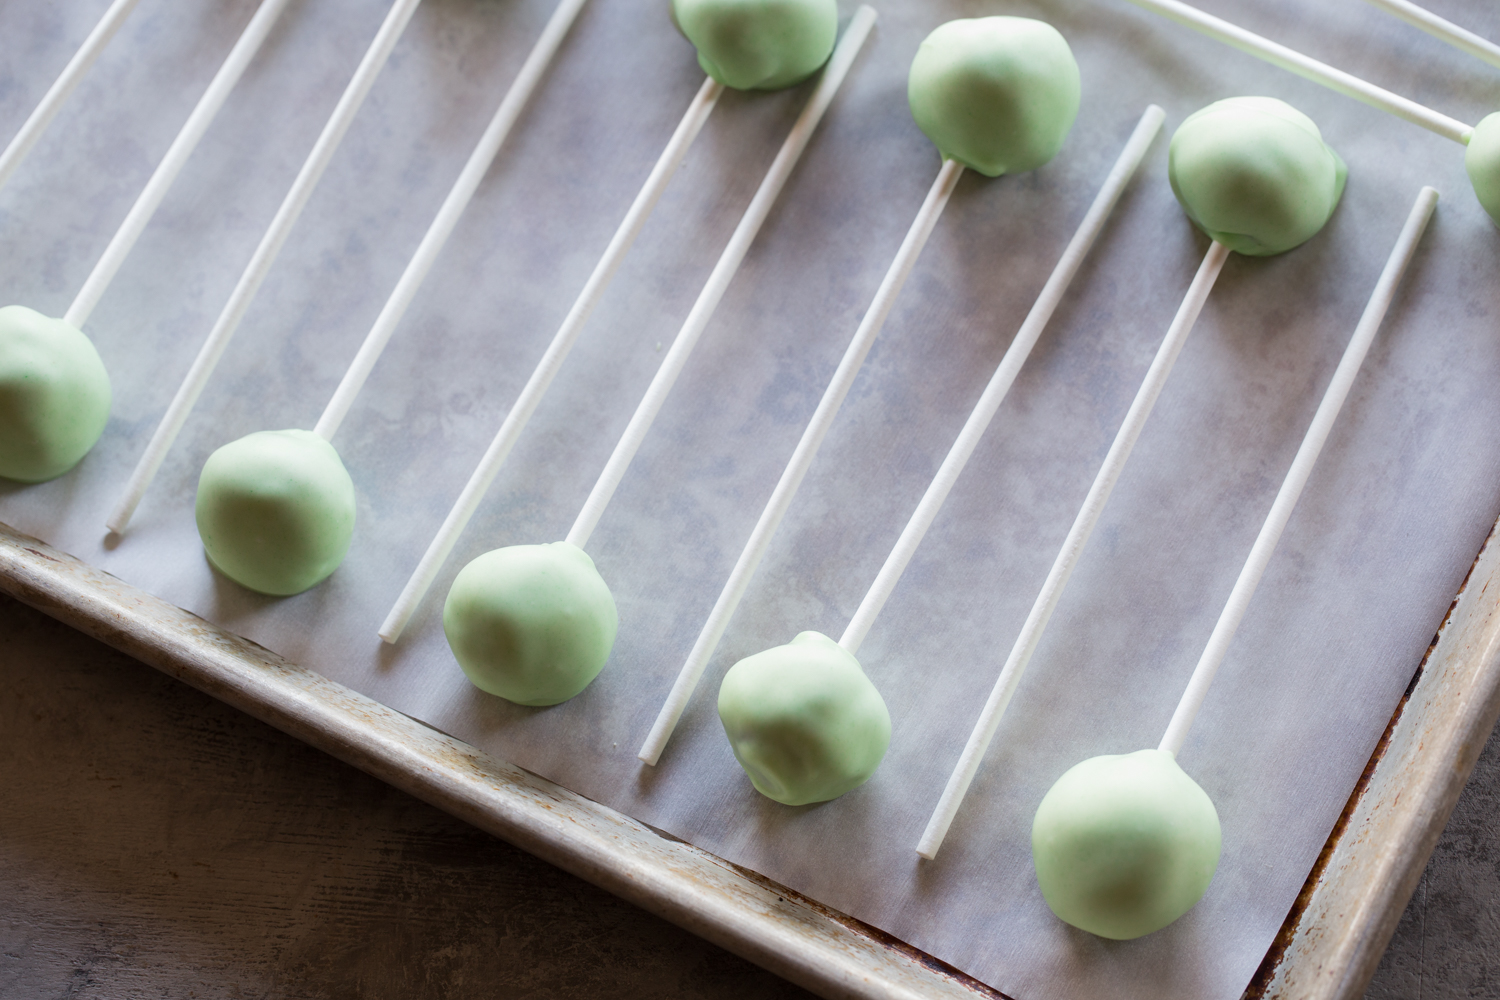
[564,6,877,550]
[106,0,425,535]
[917,237,1231,861]
[64,0,295,330]
[1118,0,1473,144]
[638,105,1169,767]
[0,0,143,196]
[636,154,965,764]
[1159,186,1439,756]
[1362,0,1500,71]
[0,0,143,194]
[314,0,590,442]
[841,106,1167,657]
[377,76,725,643]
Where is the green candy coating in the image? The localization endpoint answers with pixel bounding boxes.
[0,304,111,483]
[1032,749,1222,940]
[718,631,891,806]
[443,542,618,706]
[1464,113,1500,227]
[907,17,1081,178]
[195,429,356,596]
[1168,96,1347,256]
[671,0,837,91]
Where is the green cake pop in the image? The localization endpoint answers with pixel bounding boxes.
[420,13,870,713]
[718,631,891,806]
[1465,113,1500,225]
[1025,186,1438,941]
[907,17,1081,177]
[1032,750,1221,940]
[1084,0,1496,224]
[444,542,618,706]
[671,0,838,91]
[1169,96,1346,256]
[0,306,111,483]
[195,429,356,595]
[188,0,590,595]
[0,0,300,488]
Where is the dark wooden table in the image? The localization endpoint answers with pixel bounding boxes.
[0,593,1489,998]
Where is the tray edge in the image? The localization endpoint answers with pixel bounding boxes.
[0,519,1003,1000]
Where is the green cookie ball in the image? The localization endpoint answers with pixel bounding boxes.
[443,542,618,706]
[718,630,891,805]
[0,304,111,483]
[195,429,356,596]
[1464,112,1500,227]
[1032,748,1222,940]
[671,0,837,91]
[907,17,1081,178]
[1168,96,1347,256]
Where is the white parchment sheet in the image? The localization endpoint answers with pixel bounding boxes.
[4,0,1499,996]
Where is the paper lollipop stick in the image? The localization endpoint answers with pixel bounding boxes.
[638,105,1167,767]
[916,237,1229,860]
[637,155,964,761]
[1120,0,1472,144]
[564,5,876,550]
[315,0,589,441]
[431,9,875,711]
[376,73,725,642]
[919,92,1353,858]
[840,106,1166,657]
[1361,0,1500,70]
[1031,186,1438,943]
[106,0,425,534]
[0,0,143,196]
[1159,185,1441,756]
[66,0,295,330]
[190,0,587,599]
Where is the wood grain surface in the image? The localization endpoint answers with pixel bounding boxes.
[0,588,1492,999]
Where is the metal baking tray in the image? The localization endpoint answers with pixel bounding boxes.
[5,0,1500,996]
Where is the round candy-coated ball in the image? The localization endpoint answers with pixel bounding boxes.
[907,17,1081,178]
[443,541,618,706]
[195,429,356,596]
[1032,748,1221,940]
[1169,96,1346,256]
[0,304,111,483]
[671,0,837,91]
[1464,113,1500,227]
[718,630,891,806]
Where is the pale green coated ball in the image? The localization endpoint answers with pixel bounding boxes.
[1168,96,1347,256]
[1464,113,1500,227]
[443,542,618,706]
[671,0,837,91]
[718,631,891,806]
[0,304,111,483]
[195,429,356,596]
[907,17,1081,178]
[1032,749,1222,940]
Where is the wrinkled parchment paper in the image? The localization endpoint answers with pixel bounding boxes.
[4,0,1499,996]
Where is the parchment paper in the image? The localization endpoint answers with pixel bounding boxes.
[4,0,1499,996]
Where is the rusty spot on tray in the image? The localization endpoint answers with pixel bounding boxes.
[1242,527,1489,996]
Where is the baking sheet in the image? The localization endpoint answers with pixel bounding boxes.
[3,0,1499,997]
